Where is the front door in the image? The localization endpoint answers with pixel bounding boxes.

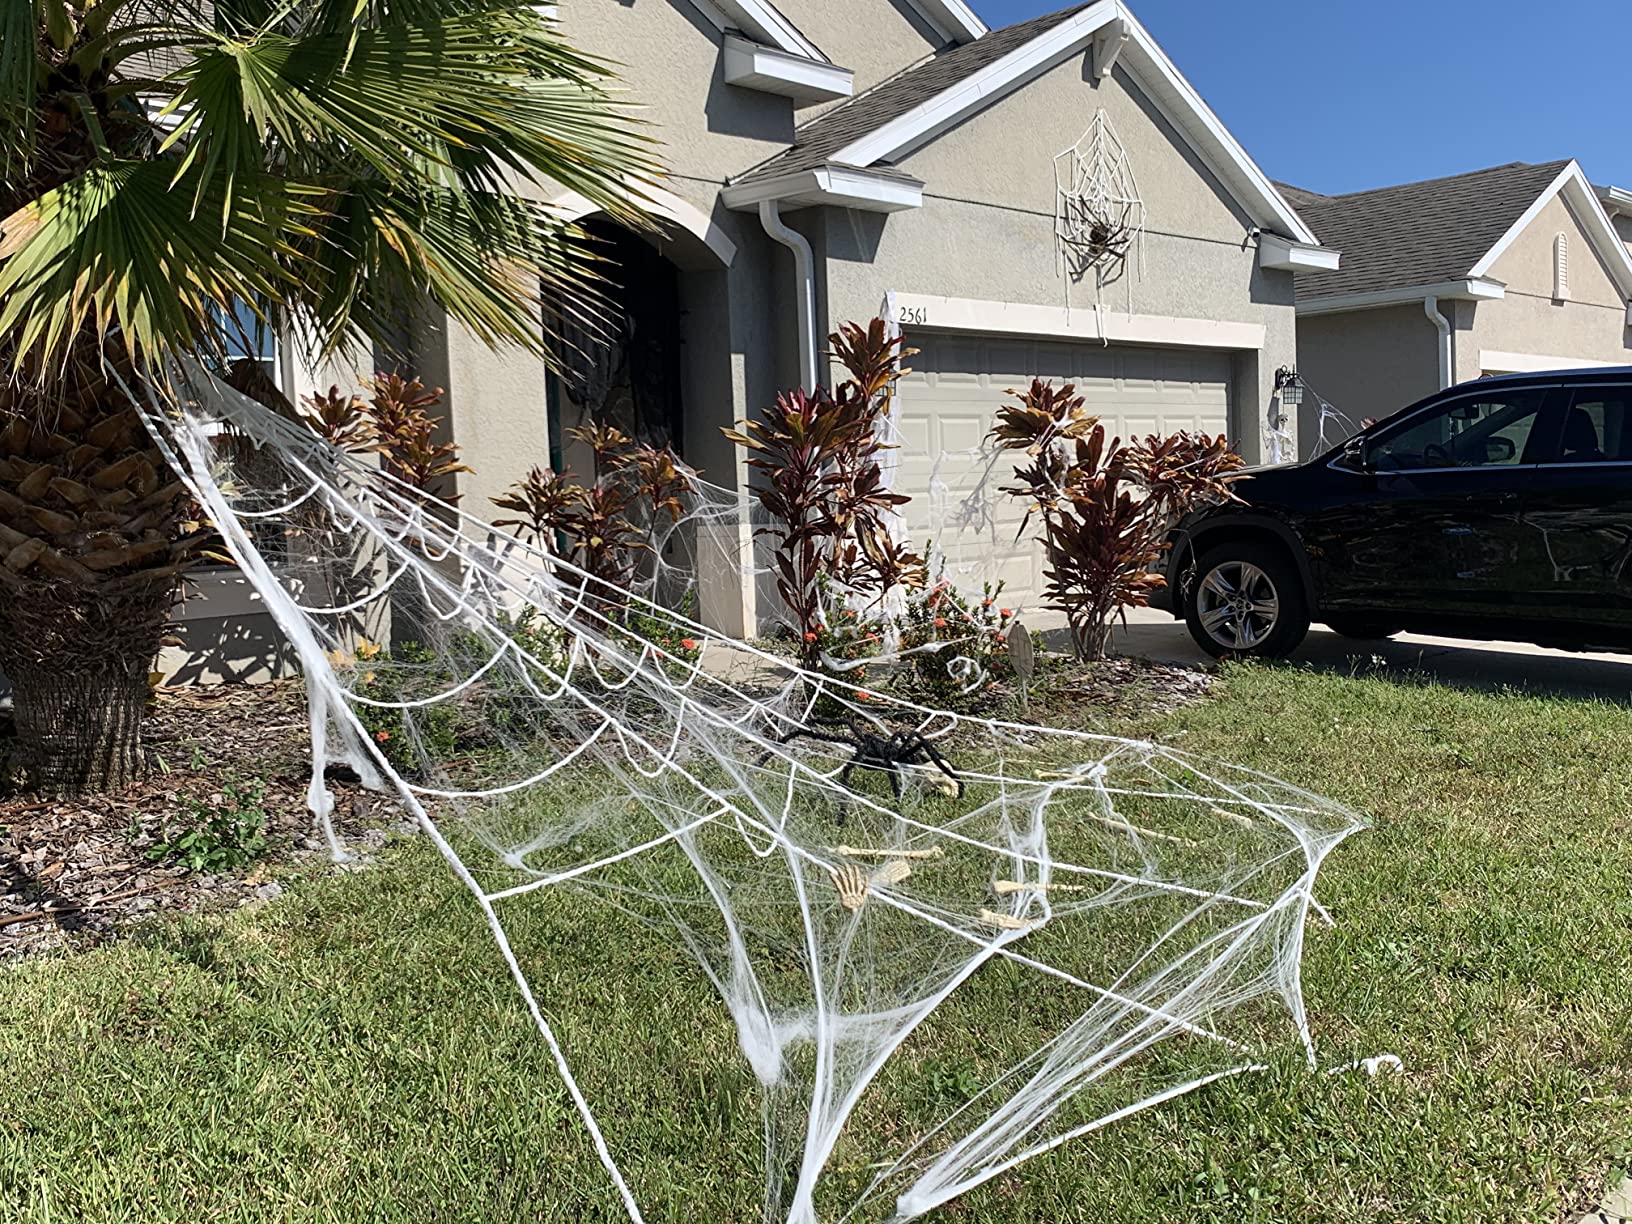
[1309,386,1554,616]
[1515,383,1632,635]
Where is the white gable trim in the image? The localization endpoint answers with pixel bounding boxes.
[723,35,852,101]
[720,166,923,212]
[827,0,1319,245]
[901,0,987,45]
[1468,161,1632,302]
[1295,277,1507,317]
[685,0,829,63]
[832,4,1121,170]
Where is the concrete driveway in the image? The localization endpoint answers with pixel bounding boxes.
[1104,607,1632,703]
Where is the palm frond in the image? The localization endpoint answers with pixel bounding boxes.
[0,159,314,370]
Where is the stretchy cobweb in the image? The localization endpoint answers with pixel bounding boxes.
[139,367,1362,1222]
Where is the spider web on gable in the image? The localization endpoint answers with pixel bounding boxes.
[1054,110,1146,312]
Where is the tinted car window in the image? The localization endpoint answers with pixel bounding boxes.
[1370,390,1547,471]
[1555,391,1632,463]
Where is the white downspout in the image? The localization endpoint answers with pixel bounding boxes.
[758,199,819,392]
[1424,295,1452,389]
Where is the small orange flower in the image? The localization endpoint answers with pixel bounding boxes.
[803,631,819,643]
[934,616,947,628]
[375,729,392,743]
[994,634,1006,646]
[854,689,870,701]
[1000,608,1013,618]
[982,598,994,608]
[680,638,697,651]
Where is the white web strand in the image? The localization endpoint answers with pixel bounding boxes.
[135,363,1363,1223]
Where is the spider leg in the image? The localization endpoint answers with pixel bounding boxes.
[913,735,964,799]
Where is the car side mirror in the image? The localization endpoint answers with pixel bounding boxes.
[1341,434,1372,472]
[1484,436,1515,463]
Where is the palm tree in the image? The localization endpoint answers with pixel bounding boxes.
[0,0,657,791]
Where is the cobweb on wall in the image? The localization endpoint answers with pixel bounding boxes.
[133,365,1363,1223]
[1054,110,1146,318]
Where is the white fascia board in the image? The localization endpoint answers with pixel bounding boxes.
[723,35,853,101]
[721,167,924,212]
[1116,6,1317,245]
[1470,160,1632,301]
[1600,184,1632,218]
[1295,278,1507,317]
[832,2,1121,168]
[714,0,828,62]
[891,292,1267,351]
[830,1,1317,246]
[1479,349,1623,374]
[901,0,987,44]
[1259,234,1341,273]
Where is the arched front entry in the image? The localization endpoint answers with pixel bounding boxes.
[544,188,737,483]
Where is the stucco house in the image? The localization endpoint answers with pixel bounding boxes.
[1283,160,1632,454]
[155,0,1337,675]
[385,0,1333,629]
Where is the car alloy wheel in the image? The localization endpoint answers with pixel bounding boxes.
[1195,560,1281,652]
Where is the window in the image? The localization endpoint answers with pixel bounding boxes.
[1556,392,1632,463]
[216,298,280,387]
[1369,390,1547,471]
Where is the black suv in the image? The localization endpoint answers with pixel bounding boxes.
[1153,368,1632,658]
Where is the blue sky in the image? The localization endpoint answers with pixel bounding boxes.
[972,0,1632,195]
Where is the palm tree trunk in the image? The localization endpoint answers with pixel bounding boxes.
[0,573,174,792]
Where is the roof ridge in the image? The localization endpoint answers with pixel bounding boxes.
[1319,158,1572,201]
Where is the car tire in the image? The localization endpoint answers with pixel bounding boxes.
[1323,615,1403,641]
[1184,542,1310,659]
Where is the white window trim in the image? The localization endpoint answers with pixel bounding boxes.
[827,0,1319,247]
[889,291,1266,351]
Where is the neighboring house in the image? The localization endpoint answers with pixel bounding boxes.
[397,0,1331,630]
[1284,161,1632,454]
[1600,183,1632,256]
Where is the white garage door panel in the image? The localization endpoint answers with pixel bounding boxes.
[895,333,1231,604]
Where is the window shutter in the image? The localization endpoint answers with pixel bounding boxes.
[1553,232,1571,302]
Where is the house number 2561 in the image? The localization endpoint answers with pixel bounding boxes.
[897,304,928,325]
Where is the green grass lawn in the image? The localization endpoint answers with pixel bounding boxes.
[4,662,1631,1222]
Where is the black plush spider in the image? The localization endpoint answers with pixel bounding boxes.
[775,715,962,822]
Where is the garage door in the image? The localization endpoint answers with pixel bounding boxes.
[893,333,1232,604]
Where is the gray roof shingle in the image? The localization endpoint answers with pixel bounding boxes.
[1283,160,1572,301]
[729,4,1095,186]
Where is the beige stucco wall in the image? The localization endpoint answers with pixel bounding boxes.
[556,0,795,205]
[814,53,1300,462]
[1293,305,1440,449]
[1461,193,1632,378]
[772,0,939,106]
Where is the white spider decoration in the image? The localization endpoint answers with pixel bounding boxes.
[125,362,1364,1224]
[1054,110,1146,292]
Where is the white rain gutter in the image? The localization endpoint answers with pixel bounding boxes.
[1424,295,1452,389]
[758,200,819,392]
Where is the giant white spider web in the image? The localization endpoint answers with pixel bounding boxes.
[135,366,1362,1222]
[1054,110,1146,294]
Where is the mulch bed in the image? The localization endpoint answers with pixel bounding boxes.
[0,681,407,963]
[0,653,1216,963]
